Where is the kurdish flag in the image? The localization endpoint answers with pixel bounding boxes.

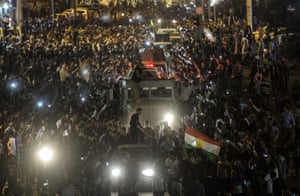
[184,124,221,157]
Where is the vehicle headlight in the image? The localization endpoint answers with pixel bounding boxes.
[141,168,154,177]
[38,146,54,163]
[111,167,121,177]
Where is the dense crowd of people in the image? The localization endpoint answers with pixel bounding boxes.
[0,3,299,196]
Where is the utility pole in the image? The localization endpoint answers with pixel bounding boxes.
[246,0,253,30]
[202,0,204,21]
[208,2,210,21]
[214,4,216,25]
[195,2,203,42]
[73,0,77,20]
[16,0,22,25]
[17,0,23,40]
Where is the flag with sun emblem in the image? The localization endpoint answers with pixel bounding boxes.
[7,137,17,156]
[184,123,221,160]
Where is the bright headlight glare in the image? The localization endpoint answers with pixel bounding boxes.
[142,168,154,177]
[164,113,174,124]
[111,167,121,177]
[38,147,53,163]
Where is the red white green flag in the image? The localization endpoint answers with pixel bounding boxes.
[184,123,221,157]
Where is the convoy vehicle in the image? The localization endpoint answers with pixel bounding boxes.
[108,27,191,130]
[157,28,181,40]
[57,7,90,20]
[109,144,164,196]
[154,28,181,46]
[112,76,195,130]
[121,79,178,128]
[141,48,168,73]
[55,13,68,21]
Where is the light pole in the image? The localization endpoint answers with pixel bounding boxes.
[51,0,55,23]
[214,3,216,25]
[1,2,9,45]
[16,0,22,25]
[246,0,253,31]
[202,0,204,22]
[210,0,222,25]
[73,0,77,20]
[210,0,217,25]
[1,15,4,46]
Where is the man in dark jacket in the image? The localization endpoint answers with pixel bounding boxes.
[129,108,144,143]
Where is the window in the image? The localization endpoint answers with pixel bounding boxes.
[151,87,172,98]
[128,88,133,99]
[162,87,172,98]
[140,87,150,98]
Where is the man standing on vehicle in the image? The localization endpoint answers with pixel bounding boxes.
[129,108,144,143]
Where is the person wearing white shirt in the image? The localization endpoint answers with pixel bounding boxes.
[264,171,274,196]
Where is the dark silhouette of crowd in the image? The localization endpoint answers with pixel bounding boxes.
[0,3,299,196]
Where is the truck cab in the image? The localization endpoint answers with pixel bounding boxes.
[119,79,182,130]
